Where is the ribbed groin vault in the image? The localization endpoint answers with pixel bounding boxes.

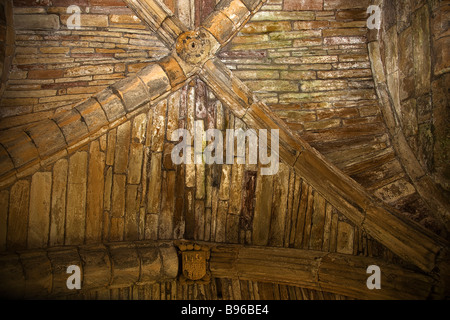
[0,0,448,300]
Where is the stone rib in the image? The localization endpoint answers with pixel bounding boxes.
[208,244,438,300]
[0,61,181,187]
[202,0,267,50]
[0,241,178,299]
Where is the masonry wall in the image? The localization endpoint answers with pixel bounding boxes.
[0,0,14,97]
[0,0,168,127]
[375,0,449,193]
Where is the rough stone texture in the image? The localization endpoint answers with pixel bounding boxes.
[50,159,67,246]
[0,0,448,300]
[86,141,105,243]
[0,2,168,123]
[28,172,52,249]
[65,151,87,245]
[14,14,60,30]
[7,180,29,250]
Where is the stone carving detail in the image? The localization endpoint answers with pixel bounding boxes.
[175,241,211,284]
[176,30,212,66]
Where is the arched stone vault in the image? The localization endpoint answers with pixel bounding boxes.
[0,0,448,300]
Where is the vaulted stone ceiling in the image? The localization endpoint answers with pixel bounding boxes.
[0,0,448,300]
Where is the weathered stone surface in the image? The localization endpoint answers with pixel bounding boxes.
[128,113,148,184]
[50,159,67,247]
[113,76,150,112]
[75,98,108,133]
[252,173,273,245]
[0,129,39,169]
[137,63,172,101]
[0,145,15,178]
[66,151,87,245]
[228,164,245,214]
[159,171,176,239]
[7,180,30,250]
[0,190,8,250]
[150,99,167,152]
[216,0,250,27]
[28,172,51,249]
[106,129,116,166]
[158,56,187,88]
[95,88,126,122]
[412,6,431,96]
[78,245,111,290]
[14,14,60,30]
[184,188,195,239]
[215,200,228,242]
[268,164,289,247]
[18,250,51,298]
[284,0,322,10]
[203,11,235,45]
[124,185,139,241]
[107,243,140,288]
[147,152,162,214]
[111,174,126,220]
[86,141,105,244]
[114,121,131,174]
[53,109,90,146]
[24,119,66,159]
[167,91,180,142]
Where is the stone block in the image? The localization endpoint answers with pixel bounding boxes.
[19,250,52,298]
[7,180,30,250]
[47,247,81,296]
[86,141,105,244]
[0,144,15,176]
[114,121,131,174]
[252,11,315,21]
[95,88,126,122]
[14,14,60,30]
[137,63,172,101]
[65,151,87,245]
[241,21,291,33]
[203,11,235,44]
[78,245,111,290]
[112,76,150,112]
[136,243,163,283]
[0,254,25,299]
[25,119,67,159]
[28,172,52,249]
[0,129,39,169]
[216,0,250,27]
[108,243,140,288]
[75,98,108,133]
[50,159,67,247]
[284,0,323,10]
[158,56,187,89]
[241,0,263,11]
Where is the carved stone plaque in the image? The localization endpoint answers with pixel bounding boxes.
[176,241,211,284]
[182,250,207,281]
